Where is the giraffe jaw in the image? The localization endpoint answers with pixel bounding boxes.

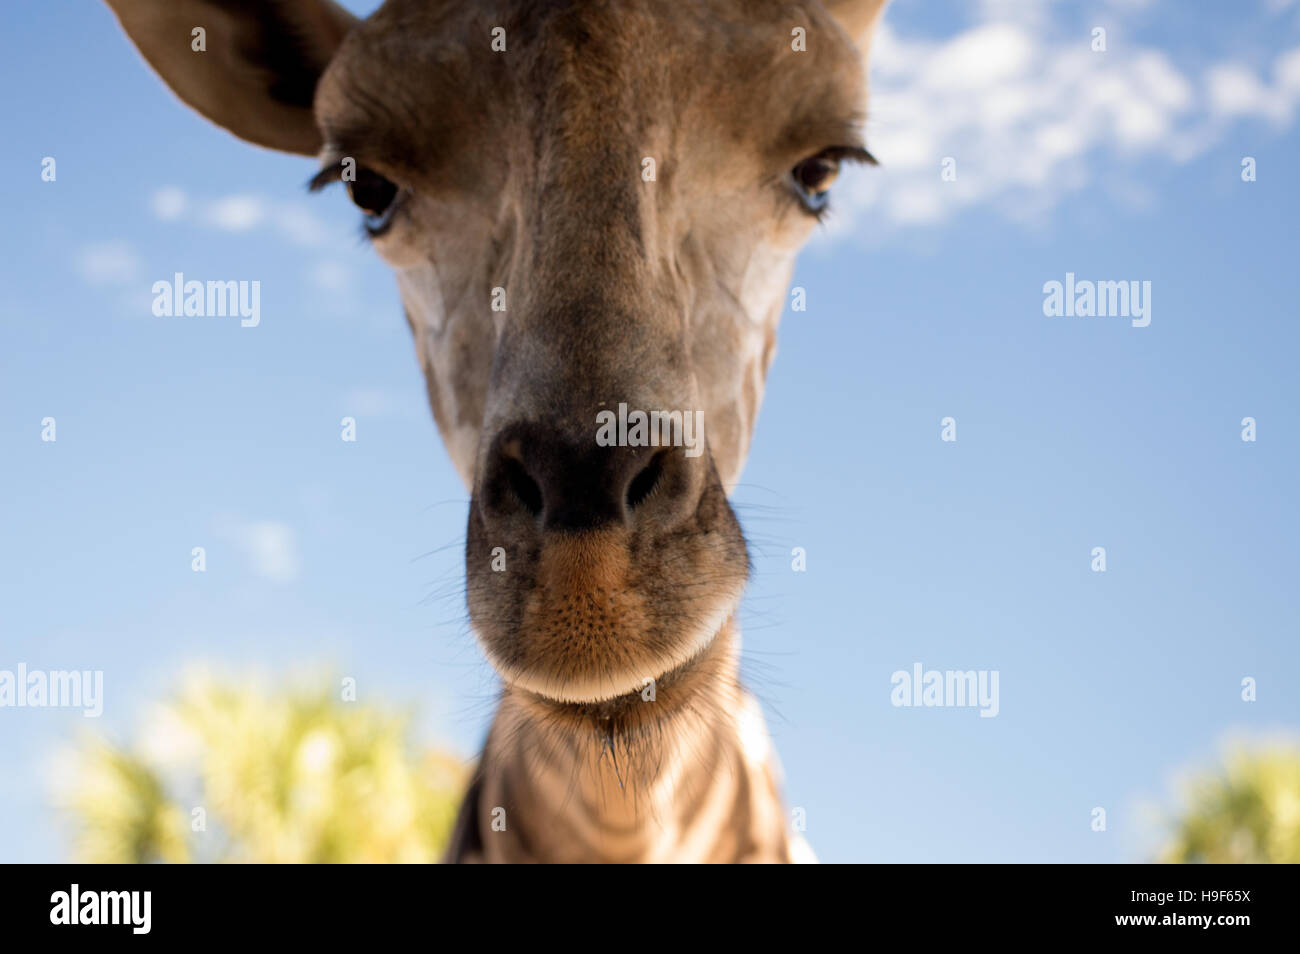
[481,592,741,706]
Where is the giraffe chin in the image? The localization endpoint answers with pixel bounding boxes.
[479,597,741,707]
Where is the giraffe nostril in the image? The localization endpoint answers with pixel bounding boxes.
[505,457,543,517]
[625,451,666,511]
[483,425,702,532]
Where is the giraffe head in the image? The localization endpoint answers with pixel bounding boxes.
[109,0,885,710]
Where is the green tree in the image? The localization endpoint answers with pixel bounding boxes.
[58,675,466,863]
[1160,742,1300,864]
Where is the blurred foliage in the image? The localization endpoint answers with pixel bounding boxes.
[59,677,1298,864]
[1160,742,1300,864]
[59,675,467,863]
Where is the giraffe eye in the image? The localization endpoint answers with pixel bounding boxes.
[346,167,401,233]
[789,155,841,213]
[787,146,877,216]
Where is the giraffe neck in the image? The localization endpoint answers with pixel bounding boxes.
[446,623,795,863]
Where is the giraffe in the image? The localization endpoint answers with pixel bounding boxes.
[105,0,887,863]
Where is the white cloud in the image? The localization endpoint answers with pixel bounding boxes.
[343,386,409,418]
[150,190,335,248]
[149,186,187,221]
[214,517,302,584]
[1207,48,1300,124]
[241,521,301,584]
[277,204,331,247]
[843,10,1300,234]
[307,260,355,293]
[204,194,265,231]
[1208,65,1270,118]
[77,239,141,285]
[1279,46,1300,92]
[921,24,1034,90]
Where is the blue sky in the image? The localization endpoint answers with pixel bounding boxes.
[2,0,1298,862]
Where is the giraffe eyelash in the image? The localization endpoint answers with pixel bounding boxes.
[820,145,878,166]
[786,144,877,219]
[309,159,406,239]
[307,163,345,192]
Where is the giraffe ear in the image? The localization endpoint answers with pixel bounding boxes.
[104,0,357,155]
[823,0,889,52]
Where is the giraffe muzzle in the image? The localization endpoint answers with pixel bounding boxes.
[465,416,748,705]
